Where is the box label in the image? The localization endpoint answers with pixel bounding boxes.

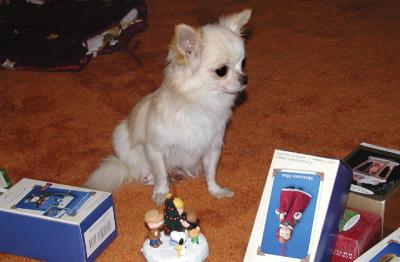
[0,179,110,224]
[14,183,93,219]
[260,169,322,259]
[339,209,360,232]
[84,207,116,257]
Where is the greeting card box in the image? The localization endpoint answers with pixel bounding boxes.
[332,208,382,262]
[344,143,400,236]
[244,150,353,262]
[354,227,400,262]
[0,178,117,262]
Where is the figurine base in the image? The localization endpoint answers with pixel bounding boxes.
[142,232,209,262]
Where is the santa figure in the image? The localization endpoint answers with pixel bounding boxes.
[275,186,312,255]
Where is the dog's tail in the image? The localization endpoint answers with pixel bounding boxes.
[84,155,131,192]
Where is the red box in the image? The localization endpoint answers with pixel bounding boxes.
[332,208,381,262]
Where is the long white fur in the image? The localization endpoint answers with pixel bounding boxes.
[85,9,251,205]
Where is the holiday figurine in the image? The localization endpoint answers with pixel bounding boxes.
[144,209,164,248]
[142,193,209,262]
[181,211,201,245]
[163,194,185,235]
[275,186,311,255]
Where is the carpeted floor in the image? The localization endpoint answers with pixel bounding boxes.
[1,0,400,261]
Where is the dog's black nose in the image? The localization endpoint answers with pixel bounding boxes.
[240,74,248,85]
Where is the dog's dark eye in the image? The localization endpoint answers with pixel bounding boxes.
[215,65,228,77]
[241,58,246,70]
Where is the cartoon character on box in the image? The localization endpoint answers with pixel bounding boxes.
[275,186,312,253]
[25,191,74,209]
[144,209,164,248]
[379,253,400,262]
[15,183,93,218]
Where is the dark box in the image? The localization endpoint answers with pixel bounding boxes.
[344,142,400,236]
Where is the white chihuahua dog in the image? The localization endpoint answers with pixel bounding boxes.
[85,9,251,205]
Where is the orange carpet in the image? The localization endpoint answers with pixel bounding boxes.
[1,0,400,261]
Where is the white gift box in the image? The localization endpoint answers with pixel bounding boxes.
[244,149,353,262]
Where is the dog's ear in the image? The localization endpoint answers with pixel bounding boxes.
[219,9,252,35]
[174,24,202,63]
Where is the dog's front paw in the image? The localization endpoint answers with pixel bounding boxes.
[152,192,168,206]
[208,186,235,199]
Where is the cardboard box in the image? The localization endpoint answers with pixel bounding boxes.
[344,143,400,236]
[244,150,353,262]
[354,227,400,262]
[332,208,382,262]
[0,178,117,262]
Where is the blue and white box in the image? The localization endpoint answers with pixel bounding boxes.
[244,150,353,262]
[0,178,117,262]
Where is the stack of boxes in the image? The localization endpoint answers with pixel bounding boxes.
[332,143,400,261]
